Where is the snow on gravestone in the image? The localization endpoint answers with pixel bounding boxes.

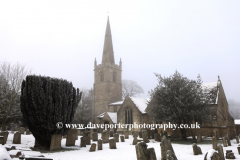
[0,144,11,160]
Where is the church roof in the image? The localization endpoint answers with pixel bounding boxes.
[130,97,150,113]
[108,101,124,105]
[97,112,117,124]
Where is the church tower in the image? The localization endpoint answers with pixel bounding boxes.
[92,17,122,123]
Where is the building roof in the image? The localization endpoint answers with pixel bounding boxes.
[97,112,117,124]
[109,101,124,105]
[130,97,150,113]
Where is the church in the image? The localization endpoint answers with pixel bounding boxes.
[91,17,236,138]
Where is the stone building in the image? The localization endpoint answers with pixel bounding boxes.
[92,17,236,138]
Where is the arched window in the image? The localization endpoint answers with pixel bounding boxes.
[113,72,116,82]
[100,72,104,82]
[125,108,133,125]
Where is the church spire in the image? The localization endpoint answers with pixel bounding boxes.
[102,16,115,64]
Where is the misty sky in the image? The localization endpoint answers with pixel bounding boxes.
[0,1,239,102]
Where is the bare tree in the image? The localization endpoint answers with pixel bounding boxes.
[228,99,240,119]
[122,79,144,99]
[0,61,30,131]
[73,88,93,125]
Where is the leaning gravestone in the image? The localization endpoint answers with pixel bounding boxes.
[135,142,150,160]
[142,130,149,143]
[167,140,175,153]
[124,131,129,139]
[89,143,96,152]
[102,130,109,143]
[212,136,217,150]
[84,131,91,145]
[50,134,62,151]
[222,137,227,147]
[0,136,4,145]
[92,132,98,141]
[197,131,202,143]
[217,145,225,160]
[192,143,198,155]
[236,136,239,144]
[197,146,202,154]
[166,150,177,160]
[226,135,231,146]
[120,135,125,142]
[161,136,177,160]
[97,139,102,150]
[66,129,76,146]
[13,132,21,144]
[154,133,160,142]
[133,133,138,145]
[113,133,119,142]
[109,138,116,149]
[148,148,157,160]
[0,131,9,144]
[80,136,86,147]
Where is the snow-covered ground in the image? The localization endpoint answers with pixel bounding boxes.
[2,133,240,160]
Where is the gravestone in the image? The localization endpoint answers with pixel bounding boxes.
[197,146,202,154]
[89,143,96,152]
[217,145,225,160]
[135,142,150,160]
[163,131,168,139]
[237,146,240,155]
[26,129,31,135]
[80,136,86,147]
[154,133,160,142]
[124,131,129,139]
[133,132,138,145]
[102,130,109,143]
[13,132,21,144]
[142,130,149,143]
[226,150,235,159]
[84,131,91,145]
[109,131,113,137]
[222,137,227,147]
[113,133,119,142]
[50,134,61,151]
[212,136,217,150]
[167,140,175,153]
[166,150,177,160]
[66,129,76,146]
[161,136,173,160]
[120,135,125,142]
[192,143,198,155]
[139,132,142,138]
[226,135,231,146]
[197,131,202,143]
[0,131,9,144]
[109,138,116,149]
[98,139,102,150]
[0,136,4,145]
[148,148,157,160]
[236,136,239,143]
[92,132,98,141]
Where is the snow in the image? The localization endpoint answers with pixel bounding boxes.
[97,112,106,118]
[201,82,219,104]
[2,132,240,160]
[206,149,216,160]
[235,119,240,125]
[130,97,150,113]
[107,112,117,124]
[0,144,11,160]
[109,101,124,105]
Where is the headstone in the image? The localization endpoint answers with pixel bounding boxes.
[109,138,116,149]
[34,139,41,148]
[135,142,150,160]
[212,136,217,150]
[133,132,138,145]
[163,131,168,139]
[226,150,235,159]
[97,139,102,150]
[197,146,202,155]
[147,130,151,139]
[80,136,86,147]
[236,136,239,144]
[84,131,91,145]
[66,129,76,146]
[89,143,96,152]
[13,132,21,144]
[197,131,202,143]
[161,136,176,160]
[148,148,157,160]
[222,137,227,147]
[167,140,174,153]
[124,131,129,139]
[166,150,177,160]
[217,145,225,160]
[142,130,149,143]
[26,129,31,135]
[120,135,125,142]
[109,131,113,137]
[151,130,155,139]
[92,132,98,141]
[17,127,25,134]
[50,134,62,151]
[113,133,119,142]
[0,131,9,144]
[102,130,109,143]
[0,136,4,145]
[154,133,160,142]
[237,146,240,155]
[226,135,231,146]
[211,152,220,160]
[192,143,198,155]
[139,132,142,138]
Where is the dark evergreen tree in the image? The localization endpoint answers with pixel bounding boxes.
[148,71,214,140]
[20,75,81,148]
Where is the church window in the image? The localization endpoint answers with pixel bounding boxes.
[125,108,133,128]
[113,72,116,82]
[100,72,104,82]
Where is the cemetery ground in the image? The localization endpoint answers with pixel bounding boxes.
[1,132,240,160]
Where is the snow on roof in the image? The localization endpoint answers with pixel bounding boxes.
[97,112,117,123]
[201,82,219,104]
[235,119,240,125]
[130,97,150,113]
[109,101,124,105]
[201,82,218,90]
